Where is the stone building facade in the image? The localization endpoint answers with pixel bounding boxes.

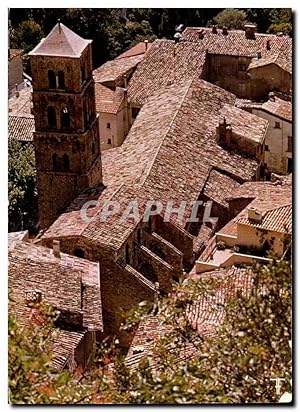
[8,49,23,93]
[29,23,103,228]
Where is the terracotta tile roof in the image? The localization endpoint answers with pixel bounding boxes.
[125,266,253,371]
[51,330,86,371]
[182,27,292,59]
[248,51,292,74]
[186,266,253,338]
[8,230,29,243]
[128,39,208,105]
[236,96,292,122]
[218,182,292,237]
[8,240,103,331]
[204,169,243,208]
[8,86,32,114]
[116,41,152,59]
[193,224,213,255]
[8,113,35,142]
[95,83,124,114]
[93,55,143,85]
[29,23,91,57]
[219,104,268,144]
[9,49,23,61]
[237,204,292,234]
[42,79,258,249]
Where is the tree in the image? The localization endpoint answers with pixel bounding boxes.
[10,19,44,54]
[8,302,110,404]
[8,139,38,233]
[210,8,248,30]
[113,257,292,403]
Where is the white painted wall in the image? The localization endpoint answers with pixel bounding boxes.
[251,108,292,173]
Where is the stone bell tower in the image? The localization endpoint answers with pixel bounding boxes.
[29,21,102,229]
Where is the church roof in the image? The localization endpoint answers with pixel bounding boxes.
[29,23,91,57]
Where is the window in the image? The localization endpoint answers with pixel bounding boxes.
[47,107,57,129]
[61,107,70,128]
[52,154,58,171]
[287,136,292,152]
[132,107,140,119]
[107,138,112,145]
[275,121,281,129]
[48,70,56,89]
[58,71,65,89]
[107,123,111,129]
[74,248,85,258]
[239,63,246,71]
[62,154,70,172]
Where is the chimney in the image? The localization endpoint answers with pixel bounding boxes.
[257,51,262,59]
[174,32,182,44]
[212,25,217,34]
[58,19,61,33]
[247,207,263,222]
[266,40,271,50]
[225,124,232,145]
[217,117,227,144]
[53,240,61,258]
[244,24,256,39]
[144,39,149,51]
[222,26,228,35]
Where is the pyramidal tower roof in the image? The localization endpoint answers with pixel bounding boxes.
[29,22,92,57]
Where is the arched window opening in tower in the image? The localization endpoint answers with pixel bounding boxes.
[61,107,70,129]
[58,71,65,89]
[48,70,56,89]
[52,153,58,171]
[62,154,70,172]
[48,107,57,129]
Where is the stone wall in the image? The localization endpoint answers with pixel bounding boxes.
[8,55,23,91]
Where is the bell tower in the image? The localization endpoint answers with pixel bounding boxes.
[29,22,102,229]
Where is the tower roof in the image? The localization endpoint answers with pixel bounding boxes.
[29,22,92,57]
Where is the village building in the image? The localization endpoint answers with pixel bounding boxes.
[195,180,292,274]
[29,22,103,228]
[8,21,293,369]
[8,232,102,371]
[38,74,267,341]
[8,49,24,95]
[92,41,152,149]
[236,94,292,174]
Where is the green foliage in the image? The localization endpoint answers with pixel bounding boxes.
[210,8,248,29]
[10,19,44,54]
[8,303,110,404]
[8,139,38,232]
[112,258,292,403]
